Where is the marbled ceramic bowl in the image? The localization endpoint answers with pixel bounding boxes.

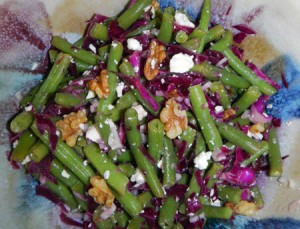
[0,0,300,228]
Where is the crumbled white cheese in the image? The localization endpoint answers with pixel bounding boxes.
[25,105,33,112]
[31,62,39,70]
[161,78,165,84]
[247,131,263,140]
[111,42,118,48]
[194,151,212,170]
[210,199,222,207]
[127,38,143,51]
[107,119,123,150]
[266,104,273,109]
[151,58,157,69]
[104,170,110,180]
[12,140,19,148]
[86,90,96,99]
[79,123,88,132]
[21,155,31,165]
[89,44,97,53]
[157,159,163,169]
[107,104,114,110]
[241,110,250,119]
[175,11,195,28]
[176,173,182,181]
[215,105,224,114]
[116,82,125,98]
[83,160,88,166]
[86,126,102,143]
[169,53,194,73]
[130,169,145,185]
[61,169,70,179]
[56,130,61,137]
[132,104,148,121]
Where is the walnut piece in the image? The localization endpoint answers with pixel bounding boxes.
[234,200,259,216]
[249,122,265,134]
[56,110,87,147]
[87,69,110,98]
[160,98,188,139]
[144,40,166,80]
[223,108,236,121]
[88,176,114,207]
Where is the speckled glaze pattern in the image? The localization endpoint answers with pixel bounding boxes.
[0,0,300,228]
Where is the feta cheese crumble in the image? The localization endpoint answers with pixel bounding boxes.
[86,126,102,143]
[61,170,70,179]
[127,38,143,51]
[169,53,194,73]
[107,119,123,150]
[86,90,96,99]
[215,105,224,114]
[194,151,212,170]
[174,11,195,28]
[103,170,110,180]
[132,104,148,121]
[130,169,145,186]
[116,82,125,97]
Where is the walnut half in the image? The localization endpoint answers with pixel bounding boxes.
[56,110,87,147]
[144,40,166,81]
[88,176,114,207]
[87,69,110,98]
[160,98,188,139]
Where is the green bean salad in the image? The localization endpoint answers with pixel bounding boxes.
[8,0,283,228]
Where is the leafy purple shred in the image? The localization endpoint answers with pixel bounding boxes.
[174,139,187,160]
[139,145,156,165]
[233,32,247,44]
[27,155,57,184]
[173,23,194,34]
[43,104,79,117]
[232,46,244,60]
[232,24,256,34]
[60,212,84,227]
[6,151,20,170]
[195,170,210,196]
[165,184,188,199]
[108,20,127,41]
[247,61,281,90]
[140,207,159,228]
[186,193,202,213]
[128,51,141,77]
[203,50,226,66]
[119,74,160,111]
[36,185,67,211]
[35,114,58,152]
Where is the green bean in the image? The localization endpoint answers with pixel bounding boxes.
[173,223,184,229]
[126,18,160,38]
[31,123,95,185]
[112,189,143,217]
[217,186,243,204]
[117,0,152,30]
[175,30,188,43]
[51,36,100,65]
[189,85,223,151]
[95,115,110,145]
[204,24,226,43]
[231,116,251,126]
[30,140,49,163]
[181,37,201,52]
[219,48,277,95]
[11,130,37,162]
[117,163,136,177]
[241,141,269,167]
[74,58,93,72]
[125,108,164,197]
[178,173,189,185]
[158,196,178,229]
[216,122,268,156]
[73,37,84,48]
[195,132,207,155]
[131,88,160,116]
[119,59,135,76]
[187,111,198,127]
[250,186,264,208]
[210,82,231,109]
[107,91,137,121]
[10,111,33,134]
[202,205,233,219]
[211,30,233,52]
[232,86,261,115]
[89,23,108,41]
[50,159,87,210]
[191,61,251,89]
[19,82,41,108]
[268,126,283,177]
[49,49,58,64]
[98,44,109,62]
[148,119,164,162]
[84,143,129,195]
[205,163,224,188]
[108,149,134,163]
[45,180,78,210]
[137,191,153,208]
[54,92,82,108]
[180,126,197,154]
[199,196,211,205]
[115,211,130,228]
[158,7,175,43]
[187,172,200,197]
[32,53,72,111]
[127,216,145,229]
[162,137,177,187]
